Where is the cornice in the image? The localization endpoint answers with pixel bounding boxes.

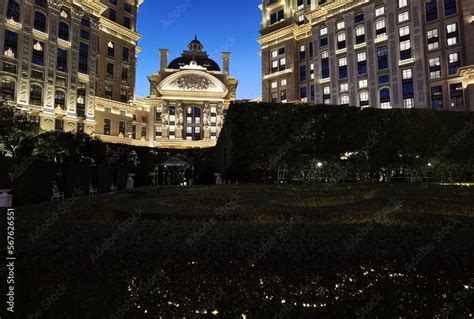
[74,0,108,17]
[306,0,370,24]
[99,17,142,44]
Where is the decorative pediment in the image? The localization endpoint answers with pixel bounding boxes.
[158,70,228,98]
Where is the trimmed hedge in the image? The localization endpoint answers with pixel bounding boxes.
[216,102,474,182]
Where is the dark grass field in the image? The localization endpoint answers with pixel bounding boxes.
[5,183,474,318]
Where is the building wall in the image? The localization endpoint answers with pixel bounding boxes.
[259,0,474,111]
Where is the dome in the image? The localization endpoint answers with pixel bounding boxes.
[167,36,221,71]
[168,56,221,71]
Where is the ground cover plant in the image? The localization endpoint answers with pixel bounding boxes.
[8,183,474,318]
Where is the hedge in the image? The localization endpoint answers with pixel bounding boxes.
[216,102,474,182]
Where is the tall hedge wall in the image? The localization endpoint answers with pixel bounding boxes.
[216,102,474,182]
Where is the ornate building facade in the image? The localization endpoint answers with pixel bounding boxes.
[259,0,474,111]
[0,0,142,135]
[0,1,237,149]
[143,37,238,148]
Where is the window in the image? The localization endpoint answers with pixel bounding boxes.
[380,88,391,109]
[123,16,131,29]
[77,123,84,133]
[79,43,89,73]
[80,29,90,40]
[185,107,202,141]
[7,0,21,23]
[54,90,65,109]
[35,0,47,8]
[77,83,86,117]
[34,11,47,32]
[355,25,365,44]
[379,74,390,84]
[429,57,441,79]
[122,47,130,62]
[375,7,385,17]
[398,11,409,23]
[444,0,457,16]
[119,121,126,136]
[124,3,132,13]
[0,78,15,100]
[32,40,44,65]
[398,0,408,9]
[109,9,116,22]
[449,83,463,108]
[106,63,114,80]
[56,48,68,72]
[355,13,364,23]
[107,41,115,57]
[431,86,443,109]
[321,50,329,79]
[104,119,111,135]
[105,85,112,99]
[448,52,461,75]
[58,22,70,41]
[359,91,369,107]
[55,119,63,132]
[337,21,345,30]
[29,85,42,106]
[337,32,346,50]
[339,57,348,79]
[120,89,128,103]
[340,94,349,106]
[425,0,438,22]
[299,45,306,60]
[300,86,307,102]
[121,68,129,82]
[280,90,287,103]
[446,23,459,46]
[2,63,17,74]
[357,52,367,75]
[4,30,18,58]
[376,19,386,37]
[427,28,439,50]
[377,46,388,70]
[81,18,90,28]
[299,65,307,81]
[270,9,284,25]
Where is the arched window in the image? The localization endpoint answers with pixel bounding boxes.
[54,90,65,109]
[58,22,69,41]
[29,84,43,106]
[380,88,391,109]
[34,11,46,32]
[0,78,16,100]
[185,106,202,141]
[35,0,47,8]
[7,0,21,23]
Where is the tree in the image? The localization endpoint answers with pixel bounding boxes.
[32,131,92,163]
[0,100,39,158]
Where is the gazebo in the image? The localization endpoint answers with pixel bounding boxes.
[153,157,194,186]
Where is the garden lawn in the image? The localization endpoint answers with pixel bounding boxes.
[8,183,474,318]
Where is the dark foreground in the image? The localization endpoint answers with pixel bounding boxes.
[5,184,474,318]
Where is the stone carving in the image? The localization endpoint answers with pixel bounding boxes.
[174,75,215,91]
[44,119,53,129]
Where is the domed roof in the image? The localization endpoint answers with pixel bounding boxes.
[167,36,221,71]
[168,56,221,71]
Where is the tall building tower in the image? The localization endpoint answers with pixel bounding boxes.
[0,0,143,136]
[258,0,474,111]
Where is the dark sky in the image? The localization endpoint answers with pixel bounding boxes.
[135,0,263,100]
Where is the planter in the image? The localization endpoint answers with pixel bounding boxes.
[0,189,13,208]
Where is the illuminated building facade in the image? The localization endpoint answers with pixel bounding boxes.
[259,0,474,111]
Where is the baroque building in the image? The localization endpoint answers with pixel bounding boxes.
[0,1,238,149]
[258,0,474,111]
[141,37,238,148]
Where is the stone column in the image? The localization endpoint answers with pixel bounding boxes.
[159,49,169,72]
[221,52,231,75]
[68,9,84,117]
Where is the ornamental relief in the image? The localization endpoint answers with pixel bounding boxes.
[167,75,218,92]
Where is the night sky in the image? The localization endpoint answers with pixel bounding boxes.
[135,0,262,100]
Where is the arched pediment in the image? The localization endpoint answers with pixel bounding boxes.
[158,70,228,98]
